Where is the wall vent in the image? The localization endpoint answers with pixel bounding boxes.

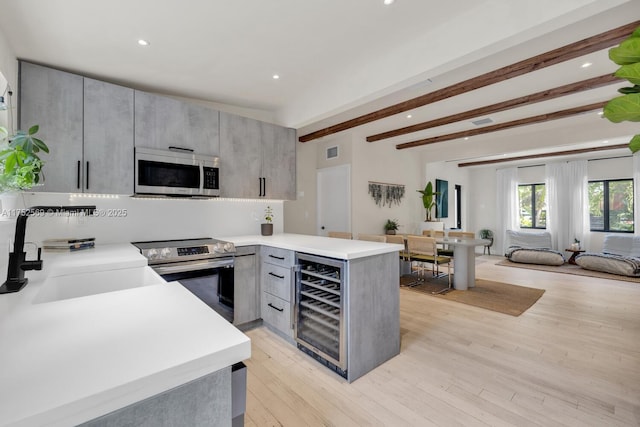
[471,118,493,126]
[327,146,339,159]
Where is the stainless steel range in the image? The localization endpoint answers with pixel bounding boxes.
[132,238,237,321]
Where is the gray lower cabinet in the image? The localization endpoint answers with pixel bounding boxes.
[260,246,295,338]
[19,62,134,194]
[79,367,232,427]
[134,90,220,156]
[19,61,83,193]
[233,246,259,326]
[219,112,296,199]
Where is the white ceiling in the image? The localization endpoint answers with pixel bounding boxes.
[0,0,638,165]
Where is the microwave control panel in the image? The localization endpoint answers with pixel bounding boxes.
[203,167,219,190]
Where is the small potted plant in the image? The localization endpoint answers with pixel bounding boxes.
[571,238,580,250]
[0,125,49,192]
[417,181,439,221]
[261,206,274,236]
[384,219,399,235]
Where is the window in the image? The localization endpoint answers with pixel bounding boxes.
[518,183,546,228]
[588,179,634,232]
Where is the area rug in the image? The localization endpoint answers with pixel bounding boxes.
[400,275,545,316]
[495,259,640,284]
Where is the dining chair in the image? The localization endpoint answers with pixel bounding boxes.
[357,234,387,243]
[385,234,409,261]
[406,235,451,291]
[327,231,352,239]
[448,231,474,239]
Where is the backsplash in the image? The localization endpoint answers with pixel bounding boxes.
[0,193,283,271]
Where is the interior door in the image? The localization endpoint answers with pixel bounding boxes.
[317,164,351,236]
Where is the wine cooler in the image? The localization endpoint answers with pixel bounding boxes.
[294,252,347,378]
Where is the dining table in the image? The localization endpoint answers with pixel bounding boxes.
[435,237,491,290]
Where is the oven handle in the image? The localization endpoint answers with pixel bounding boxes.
[152,258,234,275]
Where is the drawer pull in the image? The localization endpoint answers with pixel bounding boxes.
[269,254,285,260]
[269,272,285,279]
[268,303,284,312]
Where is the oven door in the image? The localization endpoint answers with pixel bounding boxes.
[153,257,234,322]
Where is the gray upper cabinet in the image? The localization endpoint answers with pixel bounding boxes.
[261,121,296,200]
[19,62,134,194]
[134,91,220,156]
[219,112,262,198]
[219,112,296,199]
[19,62,83,193]
[84,78,134,194]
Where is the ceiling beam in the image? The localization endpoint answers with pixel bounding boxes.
[298,20,640,143]
[366,74,620,142]
[457,143,629,167]
[396,101,607,150]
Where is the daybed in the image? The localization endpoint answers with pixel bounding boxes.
[575,234,640,277]
[504,230,565,266]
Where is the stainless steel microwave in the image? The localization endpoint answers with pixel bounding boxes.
[134,147,220,197]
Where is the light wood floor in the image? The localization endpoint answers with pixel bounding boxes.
[243,256,640,426]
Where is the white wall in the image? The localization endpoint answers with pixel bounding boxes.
[351,136,422,237]
[423,161,471,231]
[466,156,634,253]
[284,134,422,237]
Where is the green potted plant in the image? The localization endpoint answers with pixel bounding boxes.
[384,218,399,235]
[261,205,274,236]
[417,181,439,221]
[602,26,640,152]
[0,125,49,192]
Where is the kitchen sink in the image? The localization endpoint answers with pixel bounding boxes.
[33,267,165,304]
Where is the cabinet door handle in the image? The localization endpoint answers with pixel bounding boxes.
[269,254,285,260]
[262,177,266,197]
[258,178,262,197]
[77,161,81,189]
[268,272,284,279]
[168,146,194,153]
[85,161,89,190]
[268,303,284,312]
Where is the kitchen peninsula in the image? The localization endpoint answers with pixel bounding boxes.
[224,233,403,383]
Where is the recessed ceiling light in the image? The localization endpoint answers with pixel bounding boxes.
[581,62,592,68]
[602,140,609,144]
[138,39,149,46]
[464,137,469,141]
[383,0,395,4]
[598,111,604,116]
[406,114,412,119]
[272,74,280,80]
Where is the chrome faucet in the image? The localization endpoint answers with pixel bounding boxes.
[0,205,96,294]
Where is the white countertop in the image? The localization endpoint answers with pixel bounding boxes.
[0,244,250,427]
[223,233,403,259]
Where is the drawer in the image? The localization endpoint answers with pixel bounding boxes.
[261,246,295,268]
[261,263,292,302]
[261,292,292,335]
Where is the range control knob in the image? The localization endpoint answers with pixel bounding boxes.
[213,243,224,253]
[146,248,159,260]
[224,242,234,252]
[160,247,172,259]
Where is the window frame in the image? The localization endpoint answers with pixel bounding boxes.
[588,178,634,233]
[518,183,546,229]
